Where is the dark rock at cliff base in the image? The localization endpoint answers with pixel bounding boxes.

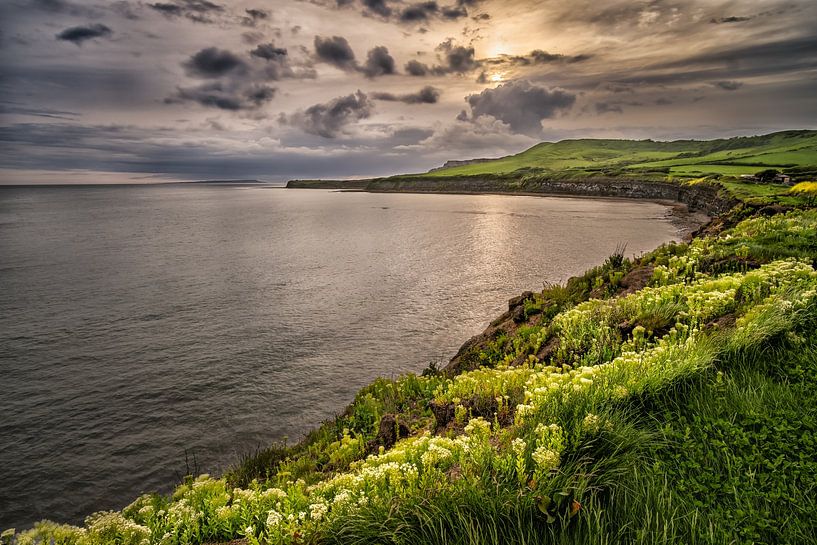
[619,265,655,295]
[508,291,535,310]
[429,401,455,432]
[757,204,791,217]
[374,414,410,450]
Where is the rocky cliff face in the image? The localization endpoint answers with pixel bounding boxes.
[287,179,370,189]
[286,176,737,216]
[365,177,737,215]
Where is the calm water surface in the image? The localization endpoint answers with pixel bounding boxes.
[0,185,682,529]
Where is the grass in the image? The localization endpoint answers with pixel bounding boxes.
[418,130,817,181]
[5,174,817,544]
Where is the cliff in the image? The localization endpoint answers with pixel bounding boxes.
[286,176,737,216]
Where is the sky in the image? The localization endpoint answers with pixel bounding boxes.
[1,0,816,184]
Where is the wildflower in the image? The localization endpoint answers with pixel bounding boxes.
[333,490,352,506]
[216,506,232,520]
[266,510,282,527]
[309,502,328,521]
[531,447,560,471]
[582,413,600,433]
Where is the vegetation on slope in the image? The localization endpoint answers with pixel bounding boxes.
[5,194,817,545]
[417,130,817,180]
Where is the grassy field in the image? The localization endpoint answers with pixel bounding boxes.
[418,130,817,179]
[6,144,817,545]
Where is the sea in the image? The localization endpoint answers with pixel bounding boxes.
[0,184,683,529]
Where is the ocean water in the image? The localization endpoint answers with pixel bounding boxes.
[0,184,682,529]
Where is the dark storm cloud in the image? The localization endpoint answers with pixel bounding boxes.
[399,2,438,22]
[482,50,591,68]
[361,46,396,77]
[441,6,467,19]
[250,43,288,61]
[371,86,440,103]
[148,0,224,24]
[282,91,373,138]
[322,0,472,24]
[710,16,752,24]
[166,82,275,110]
[55,24,113,45]
[435,39,478,73]
[464,80,576,135]
[313,36,397,78]
[314,35,358,70]
[713,80,743,91]
[405,59,429,76]
[406,39,479,76]
[183,48,247,78]
[250,44,317,80]
[362,0,392,18]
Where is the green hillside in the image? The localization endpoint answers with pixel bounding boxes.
[421,130,817,178]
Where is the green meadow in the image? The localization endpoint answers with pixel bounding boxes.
[6,134,817,545]
[417,130,817,181]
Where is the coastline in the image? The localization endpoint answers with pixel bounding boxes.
[295,184,715,241]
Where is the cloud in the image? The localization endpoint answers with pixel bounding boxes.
[314,35,358,70]
[55,24,113,45]
[399,2,439,22]
[282,90,373,138]
[147,0,224,24]
[371,86,440,103]
[436,39,478,73]
[713,80,743,91]
[250,43,288,61]
[710,16,752,24]
[361,46,396,78]
[242,8,270,26]
[166,82,275,111]
[595,101,623,114]
[403,114,536,157]
[330,0,472,24]
[362,0,392,18]
[481,49,591,68]
[406,39,479,76]
[313,36,397,78]
[405,59,429,76]
[183,47,247,78]
[463,80,576,135]
[250,43,317,80]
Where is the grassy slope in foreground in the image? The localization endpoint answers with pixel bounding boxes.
[6,172,817,545]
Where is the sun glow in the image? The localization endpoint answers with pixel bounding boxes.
[490,73,504,82]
